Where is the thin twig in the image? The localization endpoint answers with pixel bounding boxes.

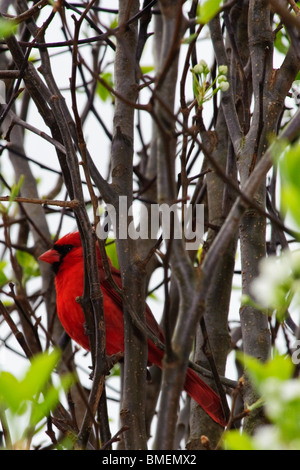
[2,0,49,24]
[100,425,130,450]
[0,195,79,208]
[0,300,33,359]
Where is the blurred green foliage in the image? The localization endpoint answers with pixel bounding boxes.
[0,349,75,449]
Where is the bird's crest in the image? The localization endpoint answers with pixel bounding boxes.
[54,231,82,248]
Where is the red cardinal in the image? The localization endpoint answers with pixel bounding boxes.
[39,231,226,426]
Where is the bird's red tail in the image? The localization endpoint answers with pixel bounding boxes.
[184,367,227,427]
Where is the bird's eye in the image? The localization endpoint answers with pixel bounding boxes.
[54,244,73,257]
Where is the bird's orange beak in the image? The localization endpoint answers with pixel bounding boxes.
[39,249,60,265]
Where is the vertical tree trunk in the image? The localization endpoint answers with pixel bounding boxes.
[112,0,149,450]
[188,109,237,449]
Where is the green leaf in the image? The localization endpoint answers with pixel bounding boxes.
[0,350,75,448]
[97,72,114,102]
[109,363,121,378]
[55,433,77,450]
[237,351,294,391]
[105,238,119,269]
[197,0,223,24]
[21,350,61,400]
[274,29,289,56]
[182,32,199,44]
[0,260,8,287]
[147,291,158,301]
[16,250,40,284]
[0,18,17,39]
[0,175,24,214]
[30,373,75,427]
[276,140,300,228]
[281,186,300,228]
[223,430,254,450]
[140,65,154,74]
[258,377,300,442]
[0,201,8,214]
[10,175,24,203]
[110,16,118,30]
[0,371,24,413]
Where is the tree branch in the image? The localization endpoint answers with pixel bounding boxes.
[0,196,79,208]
